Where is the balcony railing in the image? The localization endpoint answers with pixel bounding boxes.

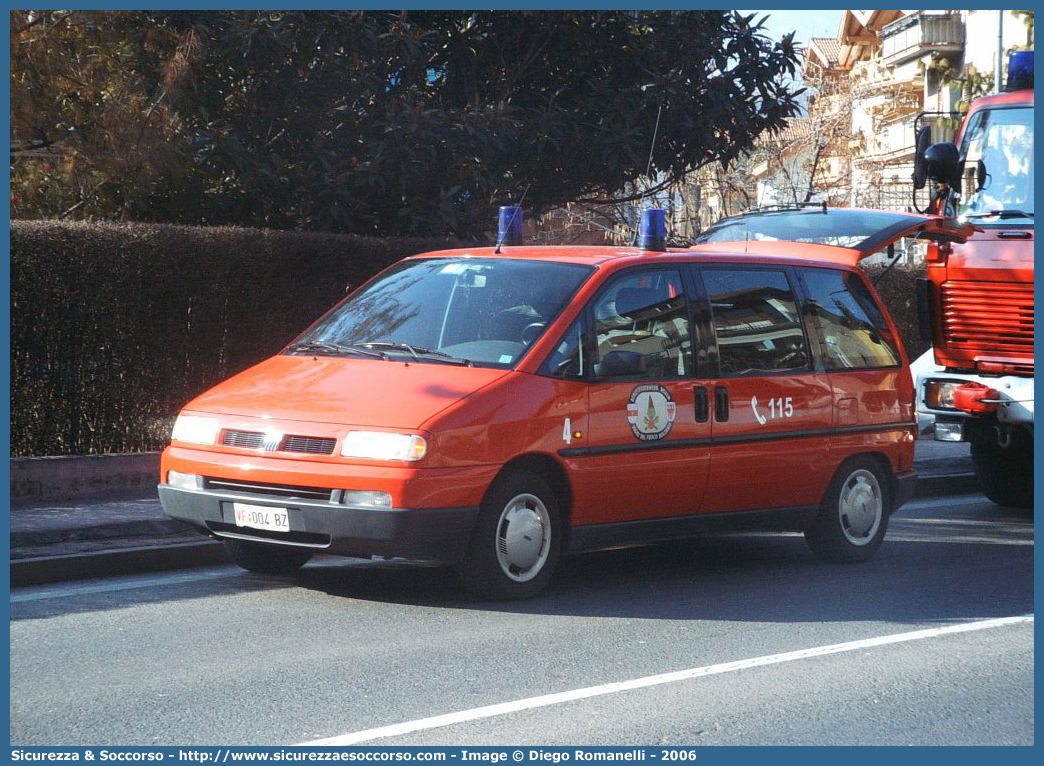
[880,12,964,66]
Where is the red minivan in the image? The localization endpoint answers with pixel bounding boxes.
[159,207,972,599]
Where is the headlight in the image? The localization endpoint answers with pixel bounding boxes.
[171,415,221,445]
[341,431,427,461]
[924,380,960,410]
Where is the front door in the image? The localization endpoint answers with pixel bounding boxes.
[568,266,711,525]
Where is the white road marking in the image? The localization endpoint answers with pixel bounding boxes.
[903,495,992,510]
[299,614,1034,746]
[10,567,242,602]
[10,556,383,603]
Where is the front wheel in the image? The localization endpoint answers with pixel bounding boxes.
[223,538,314,574]
[971,432,1033,509]
[805,458,890,563]
[457,469,562,600]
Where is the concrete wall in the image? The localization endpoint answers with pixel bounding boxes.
[10,453,161,501]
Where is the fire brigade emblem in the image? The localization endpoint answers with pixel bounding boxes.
[626,385,677,441]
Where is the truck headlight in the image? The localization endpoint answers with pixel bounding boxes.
[924,380,960,410]
[341,431,427,461]
[171,415,221,445]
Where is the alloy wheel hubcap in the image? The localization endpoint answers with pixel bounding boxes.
[838,469,883,545]
[496,493,551,582]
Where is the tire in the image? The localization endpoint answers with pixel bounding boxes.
[457,469,562,600]
[223,538,314,574]
[805,458,890,563]
[971,432,1033,509]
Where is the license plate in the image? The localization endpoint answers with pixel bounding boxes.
[232,503,290,533]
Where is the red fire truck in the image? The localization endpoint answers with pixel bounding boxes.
[915,50,1033,507]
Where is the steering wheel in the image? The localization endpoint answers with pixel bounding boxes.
[520,322,546,346]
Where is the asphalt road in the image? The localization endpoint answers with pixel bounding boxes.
[10,492,1033,746]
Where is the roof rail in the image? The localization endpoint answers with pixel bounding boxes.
[745,201,829,214]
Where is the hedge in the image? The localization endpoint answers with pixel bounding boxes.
[11,220,462,456]
[11,220,927,456]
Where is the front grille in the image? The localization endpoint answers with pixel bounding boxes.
[203,477,335,502]
[222,430,265,449]
[221,430,336,455]
[941,281,1034,357]
[283,435,337,455]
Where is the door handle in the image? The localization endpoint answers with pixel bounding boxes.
[714,385,729,422]
[694,386,708,423]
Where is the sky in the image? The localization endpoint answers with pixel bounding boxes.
[739,9,843,46]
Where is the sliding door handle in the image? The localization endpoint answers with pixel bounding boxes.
[714,385,729,422]
[694,386,708,422]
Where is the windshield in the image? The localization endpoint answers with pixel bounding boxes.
[958,106,1034,221]
[694,209,931,253]
[290,258,593,368]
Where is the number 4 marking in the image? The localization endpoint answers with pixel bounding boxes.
[563,418,572,445]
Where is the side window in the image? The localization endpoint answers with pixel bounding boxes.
[540,318,587,379]
[798,268,901,369]
[592,269,692,379]
[702,268,810,376]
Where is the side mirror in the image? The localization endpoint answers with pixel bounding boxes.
[975,158,988,192]
[924,142,961,189]
[913,126,932,190]
[595,350,646,378]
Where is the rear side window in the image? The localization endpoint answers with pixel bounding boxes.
[798,268,901,369]
[702,268,810,375]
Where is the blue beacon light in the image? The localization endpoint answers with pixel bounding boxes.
[497,206,524,248]
[638,208,667,252]
[1006,50,1033,91]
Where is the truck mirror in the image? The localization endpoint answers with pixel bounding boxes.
[913,126,932,190]
[975,159,988,192]
[924,142,961,189]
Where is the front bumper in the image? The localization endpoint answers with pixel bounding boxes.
[159,484,479,564]
[893,470,917,514]
[916,370,1034,434]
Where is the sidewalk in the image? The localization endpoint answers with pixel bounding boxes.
[9,442,979,587]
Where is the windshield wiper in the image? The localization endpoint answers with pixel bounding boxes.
[964,209,1034,220]
[286,341,387,359]
[359,342,473,366]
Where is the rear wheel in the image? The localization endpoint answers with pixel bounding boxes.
[223,538,314,574]
[805,458,890,563]
[457,469,562,600]
[971,431,1033,509]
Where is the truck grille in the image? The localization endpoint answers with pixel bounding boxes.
[941,281,1033,357]
[203,477,335,502]
[221,430,337,455]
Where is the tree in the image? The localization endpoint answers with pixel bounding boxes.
[11,11,803,237]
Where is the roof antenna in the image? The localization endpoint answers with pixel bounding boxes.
[632,94,666,246]
[494,183,531,254]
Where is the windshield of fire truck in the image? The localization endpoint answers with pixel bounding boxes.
[958,106,1034,221]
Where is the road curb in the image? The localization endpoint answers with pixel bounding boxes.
[10,540,230,587]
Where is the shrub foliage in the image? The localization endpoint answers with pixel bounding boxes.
[11,220,458,456]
